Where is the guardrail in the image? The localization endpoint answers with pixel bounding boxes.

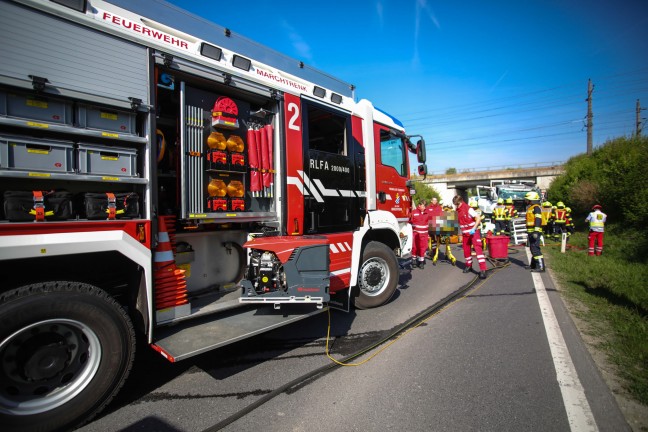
[427,161,565,176]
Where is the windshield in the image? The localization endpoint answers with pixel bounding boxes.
[476,187,490,199]
[499,189,534,200]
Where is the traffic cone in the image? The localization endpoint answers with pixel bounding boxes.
[153,217,188,310]
[155,279,188,290]
[154,221,175,270]
[160,215,178,254]
[156,293,188,306]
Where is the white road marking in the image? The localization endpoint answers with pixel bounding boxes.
[526,249,598,431]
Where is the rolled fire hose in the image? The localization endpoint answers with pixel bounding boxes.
[247,127,261,192]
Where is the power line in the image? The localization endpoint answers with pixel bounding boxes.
[394,69,648,163]
[398,67,648,122]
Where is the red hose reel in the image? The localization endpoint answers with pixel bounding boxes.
[211,96,239,129]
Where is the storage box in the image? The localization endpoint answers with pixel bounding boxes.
[77,143,138,177]
[0,135,74,173]
[0,91,73,125]
[76,104,137,135]
[229,197,245,212]
[206,149,227,170]
[3,190,74,222]
[82,192,139,220]
[230,153,247,171]
[207,196,227,212]
[211,113,239,130]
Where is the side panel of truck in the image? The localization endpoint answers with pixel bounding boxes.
[0,1,149,109]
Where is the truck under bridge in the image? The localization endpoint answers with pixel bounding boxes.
[418,161,565,203]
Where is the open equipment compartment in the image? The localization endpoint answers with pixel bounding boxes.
[167,80,277,221]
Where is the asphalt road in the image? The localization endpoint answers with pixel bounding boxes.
[78,244,630,432]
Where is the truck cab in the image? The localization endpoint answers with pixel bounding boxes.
[0,1,426,430]
[476,181,539,218]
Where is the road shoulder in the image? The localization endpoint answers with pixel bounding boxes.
[546,267,648,431]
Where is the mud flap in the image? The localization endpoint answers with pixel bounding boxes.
[327,287,351,312]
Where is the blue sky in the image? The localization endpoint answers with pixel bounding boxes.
[168,0,648,173]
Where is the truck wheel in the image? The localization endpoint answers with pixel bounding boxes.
[354,241,399,309]
[0,281,136,432]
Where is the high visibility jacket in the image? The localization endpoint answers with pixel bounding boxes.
[540,207,552,226]
[493,204,507,221]
[554,209,567,224]
[505,205,518,220]
[586,210,606,232]
[457,202,477,234]
[526,204,543,233]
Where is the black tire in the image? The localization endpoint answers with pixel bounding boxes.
[354,241,399,309]
[0,281,136,432]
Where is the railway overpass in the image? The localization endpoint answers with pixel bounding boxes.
[418,161,565,203]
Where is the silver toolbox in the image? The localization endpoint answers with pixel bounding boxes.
[76,104,137,135]
[0,91,73,125]
[0,135,74,173]
[77,143,138,177]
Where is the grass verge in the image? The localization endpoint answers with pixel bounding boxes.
[543,228,648,406]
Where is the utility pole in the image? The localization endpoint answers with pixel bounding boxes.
[637,99,643,137]
[586,79,593,155]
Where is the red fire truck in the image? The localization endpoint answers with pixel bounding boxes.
[0,0,427,430]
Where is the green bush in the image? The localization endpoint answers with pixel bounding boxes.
[411,182,440,204]
[547,136,648,232]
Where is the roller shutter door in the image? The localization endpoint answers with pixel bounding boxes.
[0,1,148,109]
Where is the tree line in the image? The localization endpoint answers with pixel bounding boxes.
[546,135,648,260]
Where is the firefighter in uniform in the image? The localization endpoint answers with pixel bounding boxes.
[565,207,574,239]
[540,201,553,240]
[504,197,518,237]
[525,191,545,272]
[551,205,559,240]
[453,195,487,279]
[410,199,429,269]
[586,204,607,256]
[470,200,481,217]
[553,201,568,239]
[492,198,507,236]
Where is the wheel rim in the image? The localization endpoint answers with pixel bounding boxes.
[0,319,102,415]
[358,257,391,297]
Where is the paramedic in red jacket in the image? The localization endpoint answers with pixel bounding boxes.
[453,195,487,279]
[410,199,430,269]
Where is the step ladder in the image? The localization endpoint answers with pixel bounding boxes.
[510,218,527,245]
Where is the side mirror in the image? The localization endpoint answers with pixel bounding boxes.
[417,164,427,178]
[416,138,426,163]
